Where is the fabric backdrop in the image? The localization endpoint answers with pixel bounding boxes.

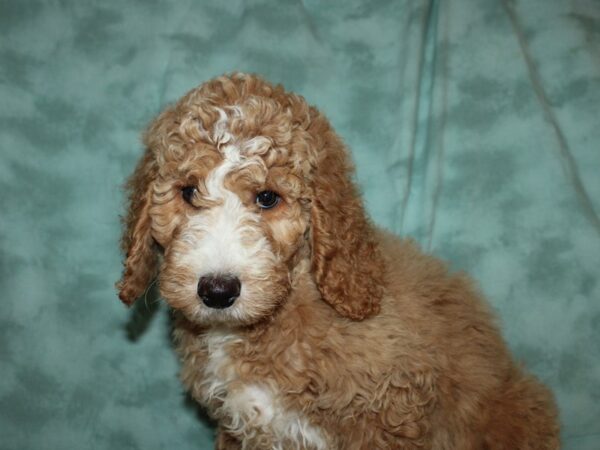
[1,0,599,448]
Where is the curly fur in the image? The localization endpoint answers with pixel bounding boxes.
[117,73,560,449]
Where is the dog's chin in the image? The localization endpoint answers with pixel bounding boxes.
[159,265,292,329]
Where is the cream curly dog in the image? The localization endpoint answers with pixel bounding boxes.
[117,73,559,449]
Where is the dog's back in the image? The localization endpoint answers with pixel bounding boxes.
[375,231,560,449]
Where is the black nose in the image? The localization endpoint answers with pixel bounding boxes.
[197,274,241,309]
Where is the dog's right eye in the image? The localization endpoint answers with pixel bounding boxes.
[181,186,198,204]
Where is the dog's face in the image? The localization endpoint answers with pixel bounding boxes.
[117,74,385,326]
[153,105,314,327]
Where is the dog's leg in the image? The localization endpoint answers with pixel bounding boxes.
[482,371,560,450]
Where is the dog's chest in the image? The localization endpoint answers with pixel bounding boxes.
[195,331,327,450]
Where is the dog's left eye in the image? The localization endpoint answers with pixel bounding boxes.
[181,186,198,204]
[256,190,280,209]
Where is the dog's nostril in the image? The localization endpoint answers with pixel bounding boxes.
[197,274,241,309]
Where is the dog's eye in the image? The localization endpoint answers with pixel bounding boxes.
[181,186,198,204]
[256,190,280,209]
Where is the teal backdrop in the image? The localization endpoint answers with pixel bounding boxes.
[1,0,599,448]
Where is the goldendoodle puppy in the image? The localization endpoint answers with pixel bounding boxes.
[117,73,560,449]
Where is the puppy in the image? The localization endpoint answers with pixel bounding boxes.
[117,73,560,449]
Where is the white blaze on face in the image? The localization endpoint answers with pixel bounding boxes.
[178,144,275,297]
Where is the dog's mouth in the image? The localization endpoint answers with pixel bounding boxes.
[159,271,291,328]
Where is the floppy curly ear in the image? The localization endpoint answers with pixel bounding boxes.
[116,149,158,306]
[308,113,385,320]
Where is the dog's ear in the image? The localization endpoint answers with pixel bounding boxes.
[308,112,385,320]
[116,148,159,306]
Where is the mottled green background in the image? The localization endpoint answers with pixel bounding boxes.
[1,0,599,448]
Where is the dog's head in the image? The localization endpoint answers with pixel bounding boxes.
[117,73,384,327]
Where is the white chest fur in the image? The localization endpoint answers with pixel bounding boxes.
[199,331,327,450]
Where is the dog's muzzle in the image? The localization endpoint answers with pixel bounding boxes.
[197,274,241,309]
